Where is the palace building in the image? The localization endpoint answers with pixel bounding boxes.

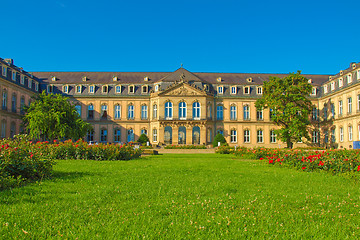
[1,57,360,148]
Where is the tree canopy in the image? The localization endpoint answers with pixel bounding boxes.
[23,91,92,141]
[255,71,313,148]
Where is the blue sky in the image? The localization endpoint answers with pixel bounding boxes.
[2,0,359,74]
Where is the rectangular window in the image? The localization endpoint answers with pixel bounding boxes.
[270,130,276,143]
[102,85,108,93]
[358,70,360,80]
[243,105,250,120]
[339,78,343,88]
[76,85,82,93]
[1,66,6,77]
[12,71,16,81]
[216,105,223,120]
[257,87,262,95]
[311,87,316,95]
[89,85,95,93]
[115,85,121,94]
[349,126,353,141]
[324,130,329,143]
[141,105,148,120]
[230,105,237,120]
[230,86,236,94]
[256,109,263,121]
[128,105,134,120]
[358,95,360,112]
[339,100,343,116]
[244,130,250,143]
[324,85,328,94]
[218,86,223,94]
[114,129,121,143]
[312,108,318,121]
[129,85,135,93]
[47,85,53,93]
[230,130,237,143]
[63,85,68,93]
[142,85,148,93]
[348,74,352,84]
[114,105,121,119]
[100,129,107,143]
[323,106,327,120]
[312,131,319,143]
[340,127,344,142]
[28,79,32,89]
[153,104,157,119]
[331,128,336,143]
[20,75,25,85]
[331,82,335,91]
[35,82,39,91]
[153,129,158,142]
[257,130,263,143]
[348,97,352,114]
[244,87,250,94]
[331,103,335,118]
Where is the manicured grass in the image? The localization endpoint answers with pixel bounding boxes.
[1,154,360,239]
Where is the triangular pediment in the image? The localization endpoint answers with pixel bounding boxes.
[160,82,206,96]
[158,67,204,83]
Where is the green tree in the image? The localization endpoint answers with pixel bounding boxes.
[23,91,92,141]
[213,133,227,147]
[137,133,150,144]
[255,71,313,148]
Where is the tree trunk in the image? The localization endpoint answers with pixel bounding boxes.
[286,139,293,149]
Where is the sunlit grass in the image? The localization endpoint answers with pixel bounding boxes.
[1,154,360,239]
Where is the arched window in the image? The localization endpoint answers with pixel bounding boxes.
[114,104,121,119]
[11,93,17,113]
[164,126,172,144]
[178,126,186,144]
[128,104,134,120]
[216,105,223,120]
[179,102,187,120]
[2,89,7,110]
[153,104,158,119]
[192,102,200,120]
[115,85,121,94]
[243,105,250,120]
[88,104,94,119]
[75,104,81,116]
[141,128,147,135]
[230,105,237,120]
[1,120,6,138]
[127,129,134,142]
[100,128,107,143]
[165,102,173,120]
[141,105,148,120]
[101,104,108,119]
[192,126,200,144]
[114,128,121,143]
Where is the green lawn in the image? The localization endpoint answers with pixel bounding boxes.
[1,154,360,239]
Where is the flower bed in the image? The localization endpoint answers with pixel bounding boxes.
[230,147,360,178]
[0,136,142,190]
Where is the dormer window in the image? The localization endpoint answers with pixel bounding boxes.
[12,71,16,81]
[113,76,118,81]
[217,86,223,94]
[155,84,159,92]
[1,66,6,77]
[340,70,343,76]
[129,85,135,94]
[115,85,121,94]
[324,85,328,94]
[339,78,343,88]
[330,81,335,91]
[246,78,253,83]
[357,70,360,80]
[217,77,222,82]
[82,76,87,82]
[308,79,312,83]
[28,79,32,89]
[142,85,148,93]
[257,86,262,95]
[47,85,53,93]
[89,85,95,94]
[311,87,317,96]
[102,85,108,93]
[35,82,39,91]
[244,86,250,94]
[204,84,209,91]
[230,86,237,94]
[20,75,25,85]
[76,85,82,93]
[347,74,352,84]
[63,85,69,93]
[144,76,149,81]
[51,76,56,81]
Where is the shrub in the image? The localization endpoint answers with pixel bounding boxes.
[213,134,227,147]
[137,134,150,144]
[164,145,206,149]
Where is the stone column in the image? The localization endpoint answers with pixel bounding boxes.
[200,125,206,145]
[186,126,192,145]
[173,125,178,145]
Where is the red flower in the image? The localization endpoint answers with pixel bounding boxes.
[357,166,360,172]
[318,161,324,166]
[269,160,274,164]
[259,157,264,160]
[29,152,34,158]
[302,167,306,170]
